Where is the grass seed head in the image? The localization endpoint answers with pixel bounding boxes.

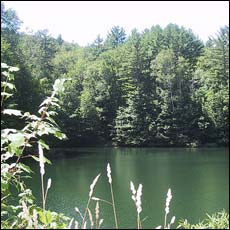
[89,174,100,197]
[107,163,112,184]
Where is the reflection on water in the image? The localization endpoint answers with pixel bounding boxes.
[26,148,229,228]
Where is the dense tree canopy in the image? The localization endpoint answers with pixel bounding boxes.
[1,4,229,147]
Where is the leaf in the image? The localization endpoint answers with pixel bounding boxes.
[46,117,58,126]
[39,210,53,224]
[1,136,8,147]
[54,131,67,140]
[9,66,19,72]
[40,97,52,107]
[50,101,60,107]
[39,211,46,224]
[45,210,53,224]
[1,92,13,97]
[31,155,40,162]
[18,163,32,173]
[1,71,9,77]
[8,133,25,156]
[1,181,9,192]
[1,63,8,68]
[8,73,14,81]
[1,152,14,161]
[8,133,25,147]
[43,156,51,164]
[15,147,23,156]
[38,139,50,150]
[53,79,65,92]
[1,82,15,90]
[23,112,40,121]
[38,107,46,114]
[47,111,58,116]
[23,112,31,117]
[31,155,51,165]
[3,109,22,116]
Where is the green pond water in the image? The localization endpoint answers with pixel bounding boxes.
[26,147,229,228]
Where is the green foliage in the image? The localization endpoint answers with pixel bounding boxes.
[1,3,229,147]
[1,63,229,229]
[88,35,105,59]
[1,7,228,226]
[177,210,229,229]
[194,26,229,145]
[113,96,144,146]
[150,49,202,146]
[1,2,22,32]
[105,26,126,48]
[1,63,69,229]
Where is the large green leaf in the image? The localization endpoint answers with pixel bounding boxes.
[1,63,8,68]
[39,210,53,225]
[1,82,15,90]
[8,133,25,151]
[3,109,22,116]
[18,163,32,173]
[1,92,13,98]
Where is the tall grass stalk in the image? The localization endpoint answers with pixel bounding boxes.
[68,218,74,229]
[81,173,100,229]
[38,143,52,211]
[38,143,45,210]
[95,201,99,229]
[130,181,143,229]
[87,208,94,229]
[75,207,84,221]
[107,163,119,229]
[164,188,172,228]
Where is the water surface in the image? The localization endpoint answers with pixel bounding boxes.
[26,148,229,228]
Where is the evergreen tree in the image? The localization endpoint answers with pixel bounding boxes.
[105,26,126,48]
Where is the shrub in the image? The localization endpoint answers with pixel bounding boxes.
[177,210,229,229]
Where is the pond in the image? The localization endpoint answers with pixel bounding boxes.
[26,147,229,229]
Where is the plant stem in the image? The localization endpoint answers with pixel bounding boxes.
[164,212,167,229]
[139,215,142,229]
[137,214,139,229]
[40,173,45,210]
[110,183,118,229]
[81,198,91,229]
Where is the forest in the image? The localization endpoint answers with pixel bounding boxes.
[1,3,229,148]
[1,3,229,230]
